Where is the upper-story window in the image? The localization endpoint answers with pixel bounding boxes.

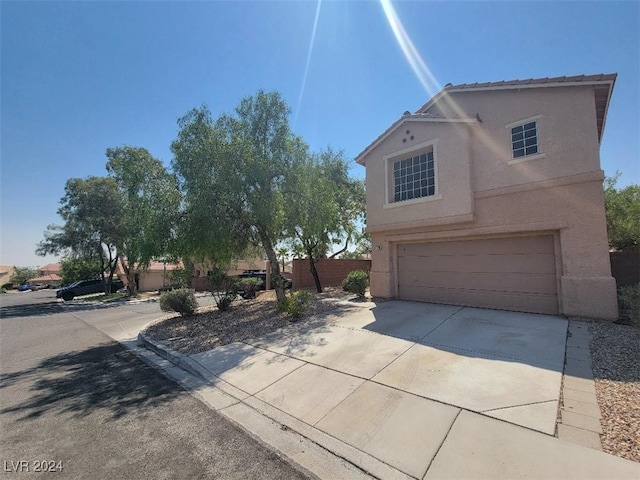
[511,121,538,158]
[393,149,435,202]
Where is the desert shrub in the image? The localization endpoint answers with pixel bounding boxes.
[207,267,238,311]
[238,277,264,299]
[170,266,194,289]
[2,282,14,290]
[619,284,640,326]
[277,290,310,318]
[159,288,198,317]
[0,287,6,294]
[342,270,369,297]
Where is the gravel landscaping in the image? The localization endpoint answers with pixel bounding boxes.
[589,320,640,463]
[143,287,361,356]
[144,291,639,464]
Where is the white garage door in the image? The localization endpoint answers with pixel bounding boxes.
[397,236,558,315]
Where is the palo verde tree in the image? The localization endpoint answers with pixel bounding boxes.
[36,176,123,292]
[172,91,305,303]
[284,148,365,293]
[106,146,181,296]
[604,174,640,250]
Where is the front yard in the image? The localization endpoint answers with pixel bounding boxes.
[143,290,639,464]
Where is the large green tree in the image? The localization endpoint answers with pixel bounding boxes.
[106,146,181,296]
[284,148,365,292]
[10,267,39,286]
[170,107,250,269]
[604,175,640,250]
[36,176,122,291]
[172,91,305,302]
[59,256,103,284]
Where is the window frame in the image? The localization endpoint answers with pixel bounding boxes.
[504,115,546,165]
[384,139,442,209]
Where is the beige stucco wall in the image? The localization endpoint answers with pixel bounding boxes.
[363,86,617,320]
[138,271,170,291]
[365,121,475,231]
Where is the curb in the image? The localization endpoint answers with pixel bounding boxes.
[137,333,209,380]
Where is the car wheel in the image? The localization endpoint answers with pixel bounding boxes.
[62,292,74,301]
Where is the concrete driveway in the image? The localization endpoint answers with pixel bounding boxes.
[184,300,568,478]
[139,298,640,479]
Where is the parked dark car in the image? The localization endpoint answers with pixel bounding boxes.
[56,278,124,301]
[235,270,292,291]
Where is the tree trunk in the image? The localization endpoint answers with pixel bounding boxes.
[98,246,109,294]
[307,251,322,293]
[119,254,137,296]
[329,234,350,259]
[106,246,118,293]
[258,227,284,303]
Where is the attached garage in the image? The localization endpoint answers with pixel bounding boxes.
[397,235,559,315]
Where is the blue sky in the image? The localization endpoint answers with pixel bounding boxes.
[1,0,638,267]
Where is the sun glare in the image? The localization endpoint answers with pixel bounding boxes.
[379,0,512,164]
[379,0,441,98]
[294,0,323,126]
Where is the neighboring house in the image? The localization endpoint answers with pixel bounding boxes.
[28,263,63,287]
[0,265,16,285]
[356,73,618,320]
[190,258,268,291]
[118,258,268,292]
[136,261,181,292]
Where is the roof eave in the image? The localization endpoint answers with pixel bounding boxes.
[355,116,478,165]
[596,77,616,143]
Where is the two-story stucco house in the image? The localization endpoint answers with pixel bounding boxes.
[356,74,618,320]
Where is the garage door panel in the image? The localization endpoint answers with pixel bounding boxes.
[397,236,558,315]
[397,253,555,275]
[399,236,555,257]
[398,270,557,295]
[399,285,559,315]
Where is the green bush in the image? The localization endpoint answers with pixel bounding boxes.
[0,287,6,294]
[170,266,194,289]
[277,290,310,318]
[619,284,640,326]
[342,270,369,297]
[207,267,238,311]
[1,282,13,290]
[159,288,198,317]
[238,277,264,299]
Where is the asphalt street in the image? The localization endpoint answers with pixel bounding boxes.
[0,290,308,479]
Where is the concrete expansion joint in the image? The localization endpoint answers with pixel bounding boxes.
[557,321,603,451]
[422,409,463,478]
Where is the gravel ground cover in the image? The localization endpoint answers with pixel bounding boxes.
[589,320,639,463]
[144,287,361,355]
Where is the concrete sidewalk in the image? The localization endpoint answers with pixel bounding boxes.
[133,300,639,479]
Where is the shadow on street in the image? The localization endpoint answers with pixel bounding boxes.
[0,341,184,420]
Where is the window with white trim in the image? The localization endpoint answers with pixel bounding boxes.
[392,149,435,202]
[511,121,538,158]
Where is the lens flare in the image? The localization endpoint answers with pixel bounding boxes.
[379,0,511,164]
[294,0,322,126]
[379,0,441,98]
